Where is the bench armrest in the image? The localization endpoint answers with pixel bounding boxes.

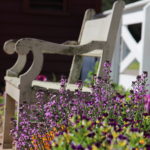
[63,40,78,45]
[3,39,17,54]
[15,38,106,55]
[4,38,106,89]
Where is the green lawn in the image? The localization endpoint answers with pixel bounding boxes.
[0,96,4,104]
[127,60,139,70]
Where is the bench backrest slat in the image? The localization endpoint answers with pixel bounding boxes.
[80,15,111,44]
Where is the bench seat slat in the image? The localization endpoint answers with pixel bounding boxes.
[5,76,91,92]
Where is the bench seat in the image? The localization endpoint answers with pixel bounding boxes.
[5,76,91,92]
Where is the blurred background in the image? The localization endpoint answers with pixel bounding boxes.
[0,0,139,93]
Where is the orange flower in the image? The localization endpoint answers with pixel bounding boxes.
[49,131,54,136]
[60,124,66,131]
[139,139,145,145]
[31,128,60,149]
[43,141,51,150]
[52,127,57,132]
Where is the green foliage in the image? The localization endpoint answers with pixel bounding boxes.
[84,61,99,86]
[0,96,4,119]
[0,96,3,104]
[84,62,128,95]
[127,60,139,70]
[11,62,150,149]
[102,0,140,11]
[52,115,150,150]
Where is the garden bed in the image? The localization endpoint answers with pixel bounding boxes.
[3,62,150,149]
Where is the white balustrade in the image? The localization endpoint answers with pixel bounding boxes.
[104,0,150,90]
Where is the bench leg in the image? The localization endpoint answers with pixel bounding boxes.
[2,94,15,149]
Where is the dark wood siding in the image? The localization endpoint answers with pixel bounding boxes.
[0,0,101,84]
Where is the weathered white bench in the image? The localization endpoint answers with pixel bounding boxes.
[2,0,124,149]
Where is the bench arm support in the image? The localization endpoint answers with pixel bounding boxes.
[4,40,27,77]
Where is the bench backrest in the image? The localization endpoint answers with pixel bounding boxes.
[80,0,124,47]
[68,0,125,83]
[80,16,111,44]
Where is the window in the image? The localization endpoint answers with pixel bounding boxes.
[23,0,68,15]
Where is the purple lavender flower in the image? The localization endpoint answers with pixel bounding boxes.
[87,132,95,138]
[59,75,67,93]
[76,80,83,91]
[118,134,128,140]
[10,61,150,149]
[144,95,150,114]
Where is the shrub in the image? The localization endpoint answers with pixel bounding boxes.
[10,61,150,150]
[52,115,150,150]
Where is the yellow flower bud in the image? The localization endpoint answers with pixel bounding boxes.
[139,139,145,145]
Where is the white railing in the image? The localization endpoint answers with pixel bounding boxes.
[105,0,150,90]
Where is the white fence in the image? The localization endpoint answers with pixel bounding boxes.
[105,0,150,90]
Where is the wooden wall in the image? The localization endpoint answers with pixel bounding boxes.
[0,0,101,85]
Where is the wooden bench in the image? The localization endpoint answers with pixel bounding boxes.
[2,0,124,149]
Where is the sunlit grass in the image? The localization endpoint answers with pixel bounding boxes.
[0,96,4,104]
[127,60,139,70]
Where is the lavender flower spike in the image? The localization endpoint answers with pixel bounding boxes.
[144,95,150,114]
